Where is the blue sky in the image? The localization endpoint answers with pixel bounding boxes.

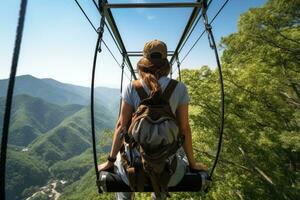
[0,0,266,88]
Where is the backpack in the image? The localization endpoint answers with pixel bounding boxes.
[121,79,185,198]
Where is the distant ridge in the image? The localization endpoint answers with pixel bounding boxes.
[0,94,83,146]
[0,75,120,115]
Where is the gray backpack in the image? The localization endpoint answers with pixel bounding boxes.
[121,79,185,198]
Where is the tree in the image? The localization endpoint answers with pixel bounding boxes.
[180,0,299,199]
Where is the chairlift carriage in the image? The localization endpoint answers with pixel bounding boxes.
[0,0,227,198]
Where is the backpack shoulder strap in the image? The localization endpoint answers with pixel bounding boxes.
[132,80,148,101]
[163,79,178,101]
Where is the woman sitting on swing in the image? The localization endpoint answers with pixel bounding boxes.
[98,39,207,200]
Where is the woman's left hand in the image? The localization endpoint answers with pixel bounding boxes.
[98,161,114,172]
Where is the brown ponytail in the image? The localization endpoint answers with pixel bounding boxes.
[137,57,171,95]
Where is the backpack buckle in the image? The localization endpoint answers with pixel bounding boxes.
[120,127,134,144]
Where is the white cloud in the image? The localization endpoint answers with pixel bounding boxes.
[146,15,156,20]
[128,0,157,20]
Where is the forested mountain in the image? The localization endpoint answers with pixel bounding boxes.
[0,75,87,105]
[0,75,119,200]
[0,75,120,109]
[29,106,114,165]
[0,95,83,146]
[6,148,50,200]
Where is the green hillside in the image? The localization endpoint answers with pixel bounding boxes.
[0,75,88,105]
[3,101,116,200]
[1,78,118,199]
[50,149,94,182]
[6,147,50,200]
[0,75,120,113]
[59,168,114,200]
[29,105,115,165]
[42,78,120,112]
[0,95,83,146]
[4,103,116,200]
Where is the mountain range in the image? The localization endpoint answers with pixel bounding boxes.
[0,74,120,112]
[0,75,119,200]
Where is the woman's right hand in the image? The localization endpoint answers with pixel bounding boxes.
[98,161,114,172]
[190,162,208,171]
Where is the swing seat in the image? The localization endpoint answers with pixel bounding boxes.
[97,167,211,192]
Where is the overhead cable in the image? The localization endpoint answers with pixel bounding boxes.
[91,0,123,54]
[74,0,131,80]
[179,0,231,66]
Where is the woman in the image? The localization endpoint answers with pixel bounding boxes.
[98,40,207,200]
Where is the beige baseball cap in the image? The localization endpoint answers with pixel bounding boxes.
[143,39,168,59]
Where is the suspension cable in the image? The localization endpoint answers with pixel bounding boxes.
[91,0,123,54]
[179,0,230,65]
[176,53,182,81]
[91,0,134,81]
[74,0,131,81]
[74,0,130,80]
[0,0,28,199]
[90,14,106,194]
[177,0,214,56]
[118,55,126,115]
[74,0,98,32]
[200,0,225,179]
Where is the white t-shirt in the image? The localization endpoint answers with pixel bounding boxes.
[121,76,189,114]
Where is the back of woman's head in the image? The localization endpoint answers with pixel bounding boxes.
[137,40,171,95]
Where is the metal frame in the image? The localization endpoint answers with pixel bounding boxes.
[98,0,206,79]
[126,51,175,57]
[169,0,203,66]
[101,0,137,80]
[105,2,202,9]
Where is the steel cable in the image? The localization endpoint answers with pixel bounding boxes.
[74,0,131,80]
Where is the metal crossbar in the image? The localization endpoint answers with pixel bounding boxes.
[127,51,175,53]
[127,53,175,57]
[92,0,208,79]
[102,0,137,80]
[126,51,175,57]
[169,0,204,65]
[104,2,202,9]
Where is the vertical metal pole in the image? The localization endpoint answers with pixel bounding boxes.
[118,55,125,116]
[91,1,105,192]
[0,0,28,199]
[201,0,225,179]
[176,54,181,81]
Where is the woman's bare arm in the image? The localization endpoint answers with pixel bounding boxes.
[98,100,133,171]
[109,100,133,158]
[176,104,207,170]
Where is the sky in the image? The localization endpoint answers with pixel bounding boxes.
[0,0,267,88]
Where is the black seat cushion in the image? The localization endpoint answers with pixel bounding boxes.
[98,167,209,192]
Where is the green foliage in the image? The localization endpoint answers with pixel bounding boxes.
[180,0,300,199]
[29,106,114,165]
[29,192,48,200]
[6,148,49,200]
[99,129,114,153]
[0,94,83,146]
[59,168,114,200]
[2,90,116,199]
[51,149,94,182]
